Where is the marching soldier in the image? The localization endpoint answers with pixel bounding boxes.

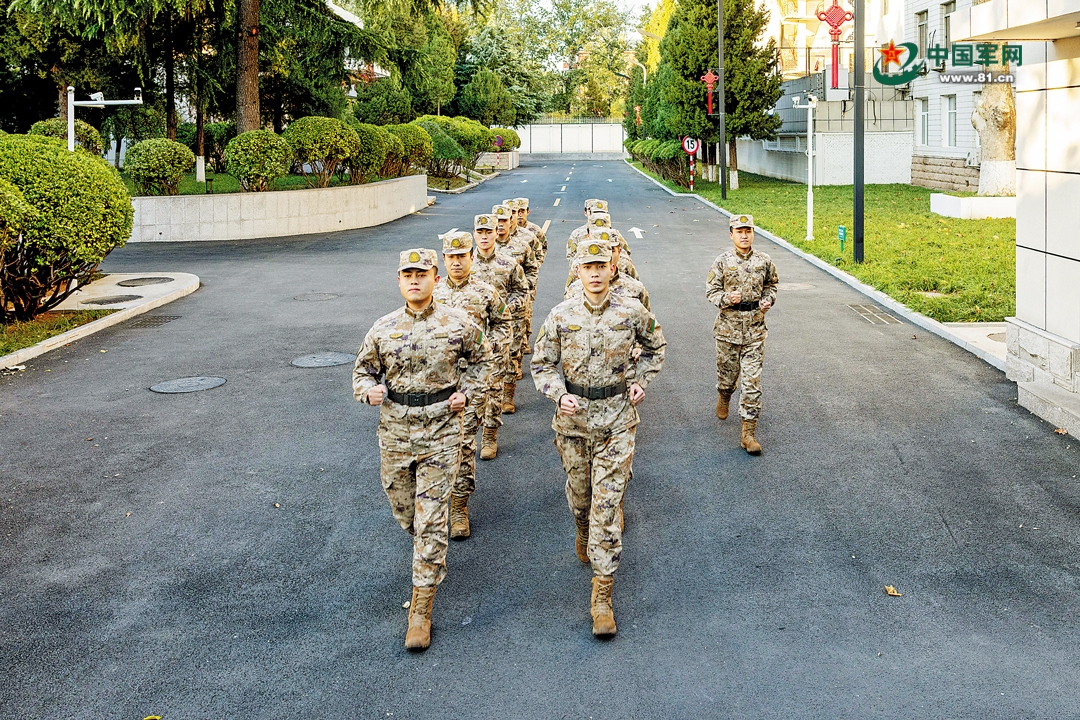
[566,199,608,262]
[433,231,513,539]
[471,213,529,451]
[514,197,547,264]
[494,203,539,402]
[567,214,639,287]
[705,214,779,454]
[352,248,495,651]
[565,231,650,311]
[531,239,666,638]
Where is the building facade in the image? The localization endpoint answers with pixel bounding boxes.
[953,1,1080,436]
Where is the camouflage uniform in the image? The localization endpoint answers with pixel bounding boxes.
[433,234,513,498]
[471,214,529,425]
[567,216,638,286]
[353,249,495,587]
[507,197,546,265]
[493,203,539,378]
[531,242,666,578]
[705,218,779,421]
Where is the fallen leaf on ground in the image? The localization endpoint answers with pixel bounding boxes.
[1055,428,1068,435]
[884,585,902,597]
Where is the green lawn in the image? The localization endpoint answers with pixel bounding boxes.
[1,310,114,356]
[630,162,1015,323]
[429,175,472,190]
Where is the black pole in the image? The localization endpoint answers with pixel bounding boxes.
[853,0,865,263]
[718,0,727,200]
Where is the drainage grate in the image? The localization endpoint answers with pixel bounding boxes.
[150,376,226,394]
[127,315,181,328]
[848,304,901,325]
[117,276,175,287]
[84,294,143,305]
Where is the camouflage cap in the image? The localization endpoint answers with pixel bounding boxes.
[502,198,519,209]
[575,239,613,263]
[514,197,530,209]
[492,204,514,218]
[399,248,438,272]
[584,198,608,211]
[442,231,473,255]
[729,213,754,229]
[588,213,612,230]
[474,213,496,230]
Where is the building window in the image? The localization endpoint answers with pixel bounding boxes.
[918,98,929,145]
[942,1,955,48]
[917,11,929,57]
[944,94,956,147]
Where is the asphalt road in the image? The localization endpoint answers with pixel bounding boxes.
[3,160,1080,719]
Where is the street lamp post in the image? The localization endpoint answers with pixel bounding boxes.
[792,94,818,240]
[717,0,726,200]
[852,0,865,263]
[67,86,143,153]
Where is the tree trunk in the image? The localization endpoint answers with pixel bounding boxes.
[236,0,261,132]
[973,79,1015,196]
[57,81,67,119]
[728,138,740,190]
[165,14,177,140]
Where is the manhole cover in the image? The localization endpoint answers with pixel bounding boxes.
[291,352,355,368]
[150,376,227,394]
[778,282,814,291]
[117,276,175,287]
[293,293,340,302]
[127,315,180,328]
[84,294,143,305]
[848,304,901,325]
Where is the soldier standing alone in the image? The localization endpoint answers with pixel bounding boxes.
[353,248,495,650]
[705,214,779,454]
[532,239,666,637]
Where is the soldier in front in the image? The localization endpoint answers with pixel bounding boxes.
[531,239,666,638]
[352,248,494,651]
[705,214,779,454]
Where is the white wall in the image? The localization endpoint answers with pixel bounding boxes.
[737,131,914,185]
[519,123,627,154]
[129,174,428,242]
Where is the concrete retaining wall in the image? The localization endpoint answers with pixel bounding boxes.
[911,155,980,192]
[477,151,519,169]
[129,174,428,242]
[736,131,914,185]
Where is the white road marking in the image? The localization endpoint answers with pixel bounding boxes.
[521,179,528,183]
[561,185,566,191]
[565,177,570,181]
[541,219,551,234]
[627,227,644,239]
[553,198,561,207]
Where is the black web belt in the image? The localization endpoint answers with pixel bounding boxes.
[565,380,628,400]
[731,300,760,311]
[386,385,456,407]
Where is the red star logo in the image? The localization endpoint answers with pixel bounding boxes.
[878,41,905,69]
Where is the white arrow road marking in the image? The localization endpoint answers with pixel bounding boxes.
[607,179,613,182]
[553,198,561,207]
[436,227,460,241]
[521,179,528,183]
[628,227,644,239]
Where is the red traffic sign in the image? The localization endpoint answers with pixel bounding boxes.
[682,137,699,155]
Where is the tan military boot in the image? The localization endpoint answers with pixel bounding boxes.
[741,419,762,455]
[575,518,589,563]
[502,381,517,414]
[449,493,470,540]
[480,426,498,460]
[716,391,731,420]
[590,576,616,637]
[405,585,437,650]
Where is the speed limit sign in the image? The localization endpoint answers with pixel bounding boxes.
[682,137,699,155]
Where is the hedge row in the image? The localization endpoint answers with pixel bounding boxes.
[624,138,690,187]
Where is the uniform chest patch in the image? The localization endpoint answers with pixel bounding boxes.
[389,332,403,339]
[435,332,449,339]
[568,324,581,331]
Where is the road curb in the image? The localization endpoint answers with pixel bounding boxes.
[623,159,1005,373]
[1,273,200,370]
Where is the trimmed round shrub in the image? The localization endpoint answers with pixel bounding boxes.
[282,115,360,188]
[387,124,433,175]
[0,177,32,251]
[224,130,293,192]
[0,134,133,322]
[124,138,195,196]
[343,122,389,184]
[491,127,520,152]
[381,131,406,178]
[415,120,467,178]
[28,118,105,156]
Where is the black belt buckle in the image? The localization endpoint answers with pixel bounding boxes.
[388,385,456,407]
[733,300,759,312]
[566,379,628,400]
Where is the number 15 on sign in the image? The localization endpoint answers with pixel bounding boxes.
[682,137,699,191]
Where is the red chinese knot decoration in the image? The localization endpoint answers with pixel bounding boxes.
[817,0,854,89]
[700,69,719,115]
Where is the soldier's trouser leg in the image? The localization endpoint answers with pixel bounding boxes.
[735,340,764,420]
[457,396,484,497]
[555,428,636,577]
[484,375,504,429]
[380,445,459,587]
